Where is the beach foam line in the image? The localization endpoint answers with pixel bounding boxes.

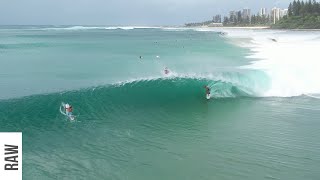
[42,26,159,31]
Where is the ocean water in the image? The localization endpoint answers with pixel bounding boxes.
[0,26,320,179]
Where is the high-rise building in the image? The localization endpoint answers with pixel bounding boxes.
[242,8,251,23]
[229,11,237,23]
[271,7,281,24]
[259,8,267,16]
[280,9,288,18]
[237,11,242,23]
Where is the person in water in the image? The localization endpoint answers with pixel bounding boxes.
[164,67,169,75]
[65,104,73,116]
[204,85,211,96]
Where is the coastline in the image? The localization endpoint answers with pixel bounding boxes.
[184,25,270,29]
[184,25,320,31]
[218,27,320,31]
[215,26,270,29]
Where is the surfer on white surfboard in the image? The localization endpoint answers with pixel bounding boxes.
[60,103,75,120]
[204,85,211,100]
[65,104,73,117]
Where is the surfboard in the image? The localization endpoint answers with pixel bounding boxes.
[60,103,67,116]
[206,93,211,100]
[60,102,75,121]
[69,115,75,121]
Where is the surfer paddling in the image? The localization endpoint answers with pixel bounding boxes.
[164,67,169,75]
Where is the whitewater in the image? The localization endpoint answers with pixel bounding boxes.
[222,28,320,97]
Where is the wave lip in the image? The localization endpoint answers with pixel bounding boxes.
[108,70,268,99]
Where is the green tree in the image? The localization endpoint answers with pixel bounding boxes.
[297,0,301,16]
[289,3,293,16]
[307,0,312,13]
[312,0,319,15]
[313,0,318,14]
[293,0,298,15]
[223,17,229,25]
[257,13,262,24]
[300,1,306,16]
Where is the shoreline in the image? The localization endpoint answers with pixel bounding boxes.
[185,25,269,29]
[215,26,270,29]
[1,24,320,31]
[184,25,320,31]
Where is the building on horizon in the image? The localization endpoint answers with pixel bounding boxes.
[259,8,268,16]
[271,7,280,24]
[229,11,237,23]
[223,6,288,25]
[271,7,287,24]
[280,9,288,18]
[237,11,242,23]
[242,8,251,24]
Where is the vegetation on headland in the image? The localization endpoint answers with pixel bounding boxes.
[272,15,320,29]
[272,0,320,29]
[223,14,272,27]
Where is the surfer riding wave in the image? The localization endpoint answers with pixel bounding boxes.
[60,102,75,120]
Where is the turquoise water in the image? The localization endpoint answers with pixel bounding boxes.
[0,26,320,179]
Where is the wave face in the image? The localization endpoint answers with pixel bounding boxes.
[0,75,263,112]
[97,76,260,101]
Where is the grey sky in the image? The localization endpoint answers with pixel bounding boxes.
[0,0,291,25]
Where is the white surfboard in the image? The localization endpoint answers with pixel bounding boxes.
[206,93,211,100]
[60,102,75,120]
[59,103,67,116]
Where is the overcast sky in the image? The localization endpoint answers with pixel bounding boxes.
[0,0,291,25]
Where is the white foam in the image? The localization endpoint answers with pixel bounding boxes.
[43,26,103,30]
[42,26,158,31]
[227,29,320,97]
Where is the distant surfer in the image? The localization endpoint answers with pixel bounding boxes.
[60,102,75,120]
[164,67,169,75]
[270,38,277,42]
[219,32,227,36]
[65,103,73,117]
[204,85,211,100]
[139,55,143,59]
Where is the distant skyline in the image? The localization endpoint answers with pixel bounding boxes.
[0,0,291,25]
